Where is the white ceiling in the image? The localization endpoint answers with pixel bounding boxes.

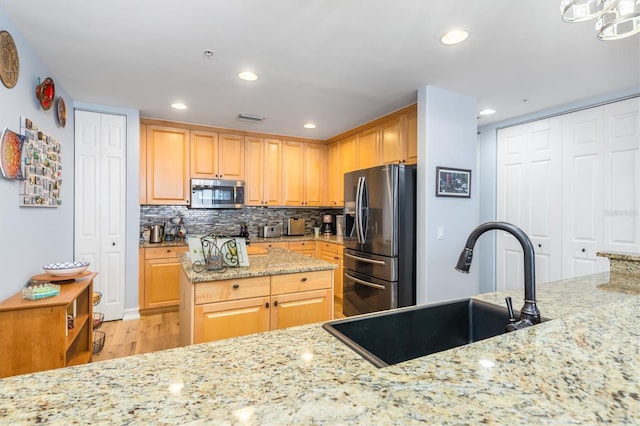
[2,0,639,140]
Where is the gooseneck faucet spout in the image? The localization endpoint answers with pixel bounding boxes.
[455,221,541,327]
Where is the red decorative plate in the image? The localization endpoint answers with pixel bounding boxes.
[35,77,55,110]
[56,97,67,127]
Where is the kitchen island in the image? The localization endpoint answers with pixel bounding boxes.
[1,268,638,423]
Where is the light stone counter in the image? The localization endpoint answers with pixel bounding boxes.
[1,272,639,424]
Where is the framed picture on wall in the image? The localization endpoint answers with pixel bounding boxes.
[436,166,471,198]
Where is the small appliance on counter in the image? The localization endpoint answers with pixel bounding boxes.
[259,225,282,238]
[321,214,335,236]
[149,224,164,243]
[284,217,305,236]
[335,214,345,237]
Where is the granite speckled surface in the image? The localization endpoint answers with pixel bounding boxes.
[598,251,640,277]
[1,273,638,424]
[140,234,344,249]
[179,248,336,283]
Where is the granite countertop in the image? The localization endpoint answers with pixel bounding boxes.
[1,272,639,424]
[178,248,337,283]
[140,234,344,249]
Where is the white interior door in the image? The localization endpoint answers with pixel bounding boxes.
[75,111,126,321]
[561,107,605,278]
[603,97,640,254]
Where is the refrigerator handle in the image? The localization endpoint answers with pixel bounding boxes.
[355,176,364,243]
[344,252,386,265]
[360,175,368,242]
[344,272,386,290]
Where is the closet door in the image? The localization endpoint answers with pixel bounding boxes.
[75,111,127,321]
[561,107,605,278]
[603,97,640,254]
[497,118,562,290]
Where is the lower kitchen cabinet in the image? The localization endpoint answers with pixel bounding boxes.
[181,270,333,345]
[141,246,189,315]
[316,241,344,302]
[287,240,316,257]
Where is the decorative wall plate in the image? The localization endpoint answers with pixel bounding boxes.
[0,127,25,180]
[56,97,67,127]
[35,77,55,110]
[0,30,19,89]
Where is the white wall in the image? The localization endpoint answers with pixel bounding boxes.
[477,86,640,294]
[73,102,140,319]
[0,10,76,302]
[416,86,479,304]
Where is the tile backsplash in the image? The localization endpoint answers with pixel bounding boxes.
[140,205,342,238]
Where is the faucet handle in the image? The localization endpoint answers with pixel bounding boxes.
[505,297,516,324]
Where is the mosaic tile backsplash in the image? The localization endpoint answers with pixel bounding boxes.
[140,205,343,238]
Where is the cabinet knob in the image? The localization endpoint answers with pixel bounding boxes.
[274,300,278,307]
[300,277,307,282]
[538,244,542,248]
[112,242,116,246]
[166,249,172,253]
[265,302,269,308]
[232,284,239,289]
[581,248,586,253]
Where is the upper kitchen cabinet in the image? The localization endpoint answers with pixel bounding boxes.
[405,108,417,165]
[326,142,341,207]
[144,125,191,205]
[380,109,417,165]
[191,131,244,180]
[282,141,324,207]
[245,137,283,206]
[356,127,380,169]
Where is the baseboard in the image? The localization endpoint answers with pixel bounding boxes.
[122,307,140,321]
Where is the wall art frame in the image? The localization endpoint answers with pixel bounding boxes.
[435,166,471,198]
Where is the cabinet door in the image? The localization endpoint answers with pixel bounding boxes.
[270,289,332,330]
[264,138,283,206]
[317,250,342,301]
[381,117,403,164]
[405,109,417,165]
[144,258,182,310]
[339,136,357,175]
[357,127,380,169]
[218,134,245,180]
[326,142,341,206]
[194,296,270,343]
[282,141,305,206]
[191,130,219,178]
[244,137,265,206]
[305,143,324,206]
[146,125,190,205]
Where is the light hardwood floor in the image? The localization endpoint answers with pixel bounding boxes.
[92,298,345,363]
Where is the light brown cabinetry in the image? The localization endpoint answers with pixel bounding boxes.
[380,116,403,165]
[288,240,317,256]
[282,141,324,206]
[181,270,333,345]
[357,127,380,169]
[191,131,244,180]
[245,137,283,206]
[140,246,189,315]
[316,241,344,302]
[326,142,341,207]
[0,273,96,377]
[144,125,191,205]
[405,108,418,165]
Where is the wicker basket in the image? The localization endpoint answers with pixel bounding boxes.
[92,330,106,354]
[93,312,104,330]
[92,291,102,306]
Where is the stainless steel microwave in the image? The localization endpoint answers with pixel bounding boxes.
[190,179,245,209]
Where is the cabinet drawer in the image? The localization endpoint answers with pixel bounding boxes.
[271,270,332,295]
[317,241,341,254]
[195,276,270,305]
[288,241,316,251]
[145,246,188,260]
[252,241,289,250]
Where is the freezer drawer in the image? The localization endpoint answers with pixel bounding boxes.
[343,270,397,317]
[343,249,397,282]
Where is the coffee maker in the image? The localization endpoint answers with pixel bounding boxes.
[321,214,334,236]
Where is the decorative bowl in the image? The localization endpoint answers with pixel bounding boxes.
[43,261,90,276]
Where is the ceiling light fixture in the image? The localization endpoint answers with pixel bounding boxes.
[303,123,317,129]
[238,71,259,81]
[238,113,264,122]
[171,103,188,110]
[561,0,640,40]
[440,29,469,45]
[478,109,496,116]
[203,50,214,57]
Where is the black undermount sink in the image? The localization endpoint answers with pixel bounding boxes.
[323,298,547,368]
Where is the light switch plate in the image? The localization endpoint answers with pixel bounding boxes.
[437,226,444,240]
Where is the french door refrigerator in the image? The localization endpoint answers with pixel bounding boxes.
[343,164,416,317]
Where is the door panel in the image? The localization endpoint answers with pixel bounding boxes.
[361,165,396,257]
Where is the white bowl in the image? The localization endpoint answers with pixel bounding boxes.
[43,261,90,276]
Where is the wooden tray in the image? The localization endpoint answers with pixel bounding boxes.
[31,270,92,283]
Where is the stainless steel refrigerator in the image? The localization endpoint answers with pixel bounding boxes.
[343,164,416,317]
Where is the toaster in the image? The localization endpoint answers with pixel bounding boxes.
[284,218,305,236]
[259,225,282,238]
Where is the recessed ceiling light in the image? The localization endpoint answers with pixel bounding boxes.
[238,71,259,82]
[203,50,214,57]
[304,123,317,129]
[479,109,496,116]
[441,29,469,45]
[171,103,188,110]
